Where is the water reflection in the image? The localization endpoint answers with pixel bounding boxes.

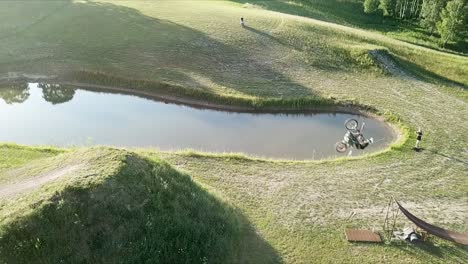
[0,83,76,105]
[0,83,395,159]
[0,83,30,104]
[38,83,76,105]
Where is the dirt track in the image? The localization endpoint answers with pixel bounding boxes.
[0,165,81,199]
[368,50,410,77]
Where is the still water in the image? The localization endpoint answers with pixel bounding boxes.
[0,83,395,160]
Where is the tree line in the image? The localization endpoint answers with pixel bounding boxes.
[363,0,467,47]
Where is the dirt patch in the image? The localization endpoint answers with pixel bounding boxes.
[336,199,468,228]
[0,165,81,199]
[368,50,409,78]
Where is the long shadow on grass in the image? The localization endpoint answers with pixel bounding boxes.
[0,0,341,99]
[72,1,318,98]
[392,55,468,89]
[230,0,401,32]
[241,25,357,72]
[427,149,468,167]
[230,0,468,54]
[243,25,300,51]
[395,38,468,57]
[387,240,468,262]
[0,155,281,263]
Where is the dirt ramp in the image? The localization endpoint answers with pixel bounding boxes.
[368,50,409,77]
[0,165,82,199]
[0,147,126,200]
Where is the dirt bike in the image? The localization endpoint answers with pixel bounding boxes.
[335,119,373,153]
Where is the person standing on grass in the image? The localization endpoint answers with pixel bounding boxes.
[240,17,245,27]
[415,128,423,150]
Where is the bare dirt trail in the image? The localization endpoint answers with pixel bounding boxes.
[0,165,81,199]
[368,50,410,78]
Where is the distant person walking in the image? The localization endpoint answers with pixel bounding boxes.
[415,128,423,150]
[240,17,245,27]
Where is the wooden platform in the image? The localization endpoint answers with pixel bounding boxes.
[345,229,382,243]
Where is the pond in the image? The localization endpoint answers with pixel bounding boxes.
[0,83,396,160]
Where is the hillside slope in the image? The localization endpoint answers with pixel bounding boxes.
[0,1,467,263]
[0,148,279,263]
[231,0,468,54]
[0,0,466,91]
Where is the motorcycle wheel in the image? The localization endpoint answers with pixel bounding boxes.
[345,119,359,131]
[336,142,348,153]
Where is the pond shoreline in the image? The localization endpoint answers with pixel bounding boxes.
[1,73,374,115]
[67,82,370,115]
[0,73,404,151]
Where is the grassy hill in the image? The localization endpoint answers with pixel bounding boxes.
[0,0,466,91]
[0,146,280,263]
[0,145,61,179]
[1,144,467,263]
[231,0,468,54]
[0,0,467,263]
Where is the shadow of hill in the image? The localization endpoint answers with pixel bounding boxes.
[230,0,468,56]
[230,0,468,54]
[0,153,281,263]
[71,1,319,98]
[243,25,298,50]
[0,0,340,99]
[230,0,399,31]
[427,149,468,166]
[396,38,468,57]
[388,239,468,262]
[392,55,468,89]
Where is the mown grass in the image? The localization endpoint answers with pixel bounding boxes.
[1,144,466,263]
[230,0,468,54]
[150,146,468,263]
[0,0,467,263]
[0,0,466,89]
[0,148,280,263]
[0,144,62,178]
[65,71,336,110]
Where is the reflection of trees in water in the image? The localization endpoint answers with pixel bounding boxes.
[38,83,76,105]
[0,83,30,104]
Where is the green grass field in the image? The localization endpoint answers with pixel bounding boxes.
[231,0,468,54]
[0,0,467,263]
[0,147,282,263]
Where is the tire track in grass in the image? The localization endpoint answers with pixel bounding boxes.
[0,164,81,199]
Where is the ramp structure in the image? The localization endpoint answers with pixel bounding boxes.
[396,201,468,245]
[345,229,382,243]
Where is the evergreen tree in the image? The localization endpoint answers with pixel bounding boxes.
[437,0,467,46]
